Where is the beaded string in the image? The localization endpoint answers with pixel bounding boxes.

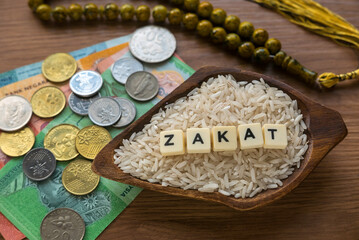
[27,0,359,90]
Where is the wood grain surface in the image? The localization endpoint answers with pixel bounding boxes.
[1,0,359,239]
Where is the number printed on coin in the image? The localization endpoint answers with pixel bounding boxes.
[0,95,32,132]
[42,53,77,83]
[62,159,100,195]
[113,97,137,128]
[23,148,56,181]
[0,127,35,157]
[31,86,66,118]
[111,57,144,84]
[75,125,112,159]
[40,208,85,240]
[69,70,103,97]
[88,97,122,127]
[129,25,176,63]
[125,71,159,101]
[68,92,101,116]
[44,124,80,161]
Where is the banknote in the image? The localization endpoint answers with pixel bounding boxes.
[0,47,194,240]
[0,35,131,88]
[0,35,132,240]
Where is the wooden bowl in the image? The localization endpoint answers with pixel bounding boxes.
[92,66,347,210]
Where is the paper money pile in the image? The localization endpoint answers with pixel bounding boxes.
[0,27,193,240]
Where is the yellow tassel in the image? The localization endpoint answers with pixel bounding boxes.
[252,0,359,49]
[317,69,359,88]
[317,72,340,88]
[251,0,359,88]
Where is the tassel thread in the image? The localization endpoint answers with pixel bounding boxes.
[252,0,359,89]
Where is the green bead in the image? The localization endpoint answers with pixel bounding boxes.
[170,0,185,5]
[251,28,269,46]
[196,20,213,37]
[104,3,119,20]
[152,5,167,23]
[224,33,241,50]
[273,51,287,66]
[36,4,52,21]
[197,1,213,19]
[211,27,227,44]
[135,5,150,22]
[238,42,255,58]
[168,8,183,25]
[28,0,43,11]
[184,0,200,12]
[52,6,67,22]
[84,3,98,20]
[224,15,240,32]
[183,13,199,30]
[68,4,83,21]
[238,21,254,39]
[120,4,135,21]
[265,38,281,55]
[98,5,104,18]
[252,47,270,64]
[210,8,227,26]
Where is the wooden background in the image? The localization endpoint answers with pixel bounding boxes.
[1,0,359,239]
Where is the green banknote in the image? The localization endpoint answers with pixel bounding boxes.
[0,57,194,240]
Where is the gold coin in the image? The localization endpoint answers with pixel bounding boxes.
[62,159,100,195]
[31,86,66,118]
[42,53,77,83]
[0,127,35,157]
[44,124,80,161]
[75,125,112,160]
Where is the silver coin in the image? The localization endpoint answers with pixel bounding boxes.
[68,92,101,116]
[111,57,144,84]
[113,97,137,128]
[0,95,32,132]
[125,71,159,101]
[129,25,176,63]
[23,148,56,181]
[69,70,103,97]
[40,208,85,240]
[88,97,122,126]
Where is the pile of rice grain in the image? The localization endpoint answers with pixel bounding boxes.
[114,75,308,198]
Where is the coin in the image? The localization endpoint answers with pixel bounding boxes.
[31,86,66,118]
[0,95,32,132]
[44,124,80,161]
[111,57,144,84]
[129,25,176,63]
[0,127,35,157]
[75,125,112,159]
[69,70,103,97]
[125,71,159,101]
[42,53,77,83]
[62,159,100,195]
[68,92,101,116]
[88,97,121,127]
[40,208,85,240]
[23,148,56,181]
[113,97,137,128]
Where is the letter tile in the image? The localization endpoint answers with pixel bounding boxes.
[262,124,288,149]
[237,123,264,149]
[212,126,238,151]
[160,130,185,156]
[187,128,211,154]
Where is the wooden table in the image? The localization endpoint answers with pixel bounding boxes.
[1,0,359,239]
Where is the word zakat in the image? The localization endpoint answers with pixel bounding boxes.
[160,123,288,156]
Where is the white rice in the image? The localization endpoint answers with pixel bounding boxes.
[114,75,308,198]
